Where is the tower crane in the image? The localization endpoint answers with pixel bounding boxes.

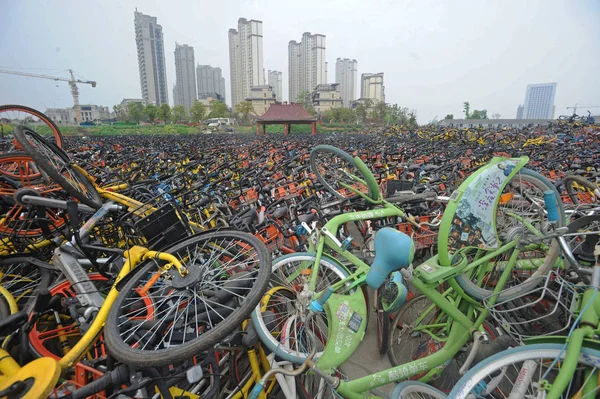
[0,69,96,124]
[566,104,600,115]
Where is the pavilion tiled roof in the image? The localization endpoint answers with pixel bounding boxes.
[256,103,317,122]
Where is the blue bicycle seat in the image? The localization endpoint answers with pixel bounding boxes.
[365,227,415,289]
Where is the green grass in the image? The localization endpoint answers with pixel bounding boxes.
[60,124,201,136]
[57,122,365,136]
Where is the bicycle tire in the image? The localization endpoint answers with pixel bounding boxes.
[310,145,376,201]
[251,252,352,364]
[392,381,446,399]
[564,174,599,205]
[449,344,600,399]
[0,151,43,182]
[455,168,565,302]
[13,126,102,209]
[0,256,52,314]
[104,230,271,367]
[0,104,64,148]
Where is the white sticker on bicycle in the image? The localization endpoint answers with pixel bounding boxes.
[448,159,518,253]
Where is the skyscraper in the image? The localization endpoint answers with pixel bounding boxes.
[173,43,196,112]
[335,58,357,107]
[522,83,557,119]
[288,32,327,103]
[360,73,385,103]
[516,105,524,119]
[197,65,226,101]
[134,10,168,105]
[228,18,265,107]
[268,70,282,102]
[288,41,301,103]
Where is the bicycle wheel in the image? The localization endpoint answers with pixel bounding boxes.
[104,230,271,367]
[388,295,450,388]
[0,151,43,182]
[565,214,600,269]
[310,145,377,201]
[392,381,446,399]
[251,252,352,364]
[449,344,600,399]
[564,175,600,207]
[455,168,564,302]
[0,257,52,316]
[0,104,64,149]
[13,126,102,208]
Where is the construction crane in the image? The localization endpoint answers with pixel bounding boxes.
[566,103,600,115]
[0,68,96,123]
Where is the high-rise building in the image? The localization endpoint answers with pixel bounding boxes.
[335,58,357,107]
[288,32,327,103]
[134,10,168,105]
[360,73,385,103]
[197,65,226,101]
[173,43,196,112]
[288,41,301,103]
[522,83,557,119]
[228,18,265,108]
[516,105,524,119]
[268,70,282,102]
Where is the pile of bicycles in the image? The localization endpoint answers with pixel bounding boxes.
[0,105,599,398]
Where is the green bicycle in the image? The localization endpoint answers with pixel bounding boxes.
[250,145,564,398]
[449,209,600,399]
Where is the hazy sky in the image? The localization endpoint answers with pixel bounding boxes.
[1,0,599,123]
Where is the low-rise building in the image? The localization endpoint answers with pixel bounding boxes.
[45,108,72,124]
[45,105,111,124]
[197,93,225,113]
[120,98,147,107]
[245,85,276,116]
[350,98,378,114]
[311,83,342,114]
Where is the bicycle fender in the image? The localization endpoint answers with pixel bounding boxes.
[316,290,368,372]
[438,156,529,266]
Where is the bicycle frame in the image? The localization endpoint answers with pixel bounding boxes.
[279,153,556,396]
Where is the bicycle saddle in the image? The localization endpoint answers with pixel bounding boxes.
[272,206,288,219]
[366,228,415,289]
[408,164,421,171]
[0,311,28,338]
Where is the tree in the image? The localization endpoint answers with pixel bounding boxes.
[372,101,388,123]
[463,102,470,119]
[157,103,171,123]
[208,100,228,118]
[408,110,417,127]
[113,105,128,122]
[305,105,317,116]
[127,102,144,124]
[189,101,206,123]
[444,114,454,120]
[388,105,410,125]
[492,113,501,119]
[296,91,311,107]
[171,105,187,123]
[355,104,367,123]
[144,104,158,124]
[470,109,488,119]
[235,101,254,123]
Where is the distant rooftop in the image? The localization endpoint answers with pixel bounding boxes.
[257,103,317,122]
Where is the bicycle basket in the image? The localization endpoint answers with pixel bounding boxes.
[134,202,192,250]
[484,271,581,342]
